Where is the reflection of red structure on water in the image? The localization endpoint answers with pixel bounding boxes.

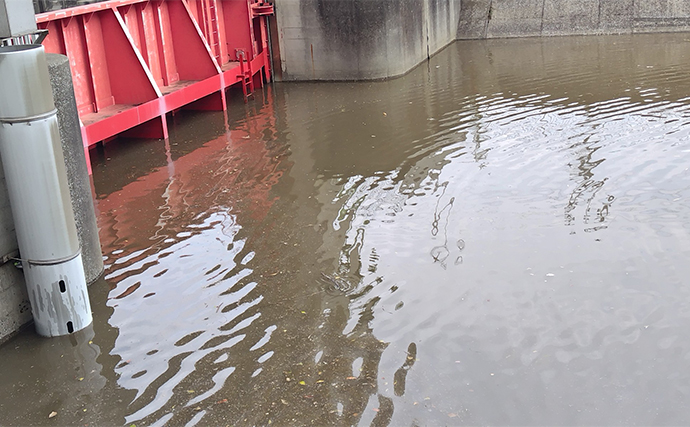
[90,94,287,424]
[95,95,284,253]
[36,0,274,171]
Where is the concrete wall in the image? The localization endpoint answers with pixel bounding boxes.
[275,0,690,81]
[275,0,462,80]
[48,54,104,285]
[0,159,30,344]
[457,0,690,39]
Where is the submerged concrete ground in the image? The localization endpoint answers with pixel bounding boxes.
[3,33,690,425]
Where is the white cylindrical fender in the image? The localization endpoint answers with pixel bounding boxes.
[0,44,92,336]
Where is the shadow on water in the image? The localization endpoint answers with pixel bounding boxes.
[4,33,690,426]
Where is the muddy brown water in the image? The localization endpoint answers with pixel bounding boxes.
[3,33,690,426]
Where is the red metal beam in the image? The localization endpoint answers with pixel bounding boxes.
[36,0,274,169]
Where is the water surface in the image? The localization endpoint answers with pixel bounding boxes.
[3,33,690,426]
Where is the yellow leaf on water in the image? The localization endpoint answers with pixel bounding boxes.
[298,381,306,385]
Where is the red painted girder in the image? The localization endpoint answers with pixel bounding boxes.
[36,0,148,22]
[81,53,269,147]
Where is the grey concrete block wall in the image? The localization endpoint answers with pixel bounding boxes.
[542,0,600,35]
[600,0,634,32]
[488,0,543,37]
[276,0,690,81]
[458,0,690,40]
[634,1,690,33]
[456,0,491,39]
[275,0,461,80]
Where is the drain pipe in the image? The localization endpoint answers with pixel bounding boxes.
[0,44,92,337]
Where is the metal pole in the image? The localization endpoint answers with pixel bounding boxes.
[0,44,92,337]
[265,16,274,83]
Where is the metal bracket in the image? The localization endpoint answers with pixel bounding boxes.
[0,29,49,46]
[0,250,19,266]
[6,250,82,267]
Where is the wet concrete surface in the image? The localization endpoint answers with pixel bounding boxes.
[3,33,690,425]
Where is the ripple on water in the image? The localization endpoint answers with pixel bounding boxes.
[312,35,690,425]
[34,33,690,426]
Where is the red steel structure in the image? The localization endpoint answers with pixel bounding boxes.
[36,0,274,169]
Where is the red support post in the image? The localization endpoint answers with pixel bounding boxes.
[138,2,165,87]
[60,17,97,115]
[153,1,179,86]
[82,13,115,112]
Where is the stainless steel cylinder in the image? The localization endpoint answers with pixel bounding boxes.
[0,44,92,336]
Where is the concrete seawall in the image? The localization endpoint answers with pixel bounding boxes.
[276,0,690,81]
[275,0,462,80]
[458,0,690,39]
